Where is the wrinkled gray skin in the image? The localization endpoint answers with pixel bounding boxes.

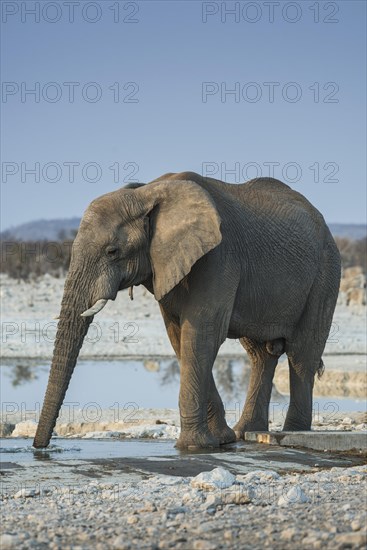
[33,172,341,449]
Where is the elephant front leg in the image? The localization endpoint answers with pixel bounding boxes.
[207,373,236,445]
[176,323,224,450]
[177,390,219,450]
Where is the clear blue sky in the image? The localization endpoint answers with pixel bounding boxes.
[1,0,366,229]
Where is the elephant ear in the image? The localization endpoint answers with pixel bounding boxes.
[141,180,222,301]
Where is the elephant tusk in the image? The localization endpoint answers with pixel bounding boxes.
[81,299,108,317]
[53,315,60,320]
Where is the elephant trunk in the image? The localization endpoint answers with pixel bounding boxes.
[33,274,93,448]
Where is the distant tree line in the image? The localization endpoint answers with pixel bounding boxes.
[0,232,366,280]
[334,236,367,274]
[0,231,76,280]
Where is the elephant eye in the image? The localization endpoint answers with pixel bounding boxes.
[106,246,119,258]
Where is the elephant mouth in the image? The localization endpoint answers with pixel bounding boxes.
[80,272,141,317]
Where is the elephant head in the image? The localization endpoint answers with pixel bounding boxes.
[33,178,222,448]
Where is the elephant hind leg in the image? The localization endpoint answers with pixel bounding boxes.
[283,356,315,431]
[284,340,329,431]
[233,338,280,439]
[283,245,339,431]
[160,306,235,447]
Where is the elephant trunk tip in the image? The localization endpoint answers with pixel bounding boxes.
[32,438,50,449]
[33,427,53,449]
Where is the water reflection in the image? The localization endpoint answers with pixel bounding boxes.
[1,356,365,402]
[158,359,180,387]
[145,357,254,402]
[2,357,256,406]
[4,363,46,387]
[142,357,253,401]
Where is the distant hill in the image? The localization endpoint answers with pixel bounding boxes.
[1,218,366,242]
[328,224,366,241]
[1,218,81,241]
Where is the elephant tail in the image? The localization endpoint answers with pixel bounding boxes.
[317,359,325,379]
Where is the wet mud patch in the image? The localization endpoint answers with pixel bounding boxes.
[1,439,365,494]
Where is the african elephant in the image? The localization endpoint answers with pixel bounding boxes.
[33,172,341,449]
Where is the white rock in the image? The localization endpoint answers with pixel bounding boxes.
[14,488,38,498]
[191,468,236,491]
[302,535,321,548]
[182,491,201,504]
[193,540,217,550]
[117,424,180,440]
[221,487,252,505]
[205,493,221,507]
[138,501,157,512]
[342,417,355,425]
[126,515,138,524]
[11,420,38,437]
[112,536,126,548]
[0,535,19,549]
[239,470,280,484]
[334,532,367,547]
[278,486,310,506]
[144,475,186,486]
[82,431,121,439]
[280,527,299,540]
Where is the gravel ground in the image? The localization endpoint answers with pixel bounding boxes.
[1,466,366,549]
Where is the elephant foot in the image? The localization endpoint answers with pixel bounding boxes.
[175,429,220,450]
[233,427,245,441]
[209,424,236,446]
[283,409,312,431]
[283,421,311,431]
